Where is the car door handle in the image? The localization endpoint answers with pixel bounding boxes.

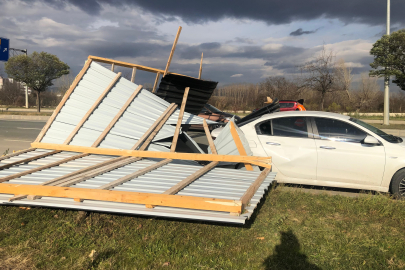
[319,146,336,150]
[266,142,281,146]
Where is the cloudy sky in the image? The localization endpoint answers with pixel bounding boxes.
[0,0,404,90]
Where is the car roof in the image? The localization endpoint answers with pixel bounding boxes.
[258,111,351,120]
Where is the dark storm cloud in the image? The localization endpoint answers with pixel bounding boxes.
[289,28,318,36]
[32,0,405,26]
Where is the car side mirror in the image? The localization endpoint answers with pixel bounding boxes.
[363,135,380,145]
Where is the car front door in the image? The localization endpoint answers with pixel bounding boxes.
[256,116,317,181]
[312,117,385,186]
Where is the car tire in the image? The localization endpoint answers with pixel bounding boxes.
[389,168,405,198]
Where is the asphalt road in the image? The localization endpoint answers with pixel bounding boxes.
[0,119,46,155]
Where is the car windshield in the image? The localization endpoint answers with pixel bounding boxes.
[205,104,222,113]
[350,118,403,143]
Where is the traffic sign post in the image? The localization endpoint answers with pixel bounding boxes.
[0,37,10,62]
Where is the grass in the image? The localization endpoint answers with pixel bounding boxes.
[347,112,405,121]
[1,188,405,269]
[369,123,405,130]
[0,111,52,116]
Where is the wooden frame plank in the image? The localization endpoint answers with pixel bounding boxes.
[203,119,217,155]
[164,161,219,195]
[31,143,272,168]
[152,72,161,93]
[1,183,242,213]
[229,121,254,171]
[35,59,93,143]
[63,72,122,145]
[164,26,182,77]
[0,153,89,183]
[0,150,61,170]
[111,63,115,72]
[91,85,143,148]
[88,56,196,79]
[132,103,177,150]
[198,52,203,79]
[0,148,36,162]
[9,156,129,202]
[240,168,271,207]
[171,87,189,152]
[55,157,142,187]
[131,67,137,82]
[98,158,172,190]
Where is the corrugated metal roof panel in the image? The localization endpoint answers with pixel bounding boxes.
[0,149,275,224]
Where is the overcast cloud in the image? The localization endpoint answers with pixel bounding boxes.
[1,0,404,90]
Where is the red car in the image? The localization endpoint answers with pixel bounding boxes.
[279,99,306,111]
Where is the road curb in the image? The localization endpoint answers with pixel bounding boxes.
[0,115,50,121]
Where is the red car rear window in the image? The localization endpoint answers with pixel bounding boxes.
[279,102,295,108]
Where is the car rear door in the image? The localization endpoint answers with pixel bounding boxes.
[256,116,317,181]
[312,117,385,186]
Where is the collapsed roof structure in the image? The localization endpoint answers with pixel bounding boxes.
[0,27,276,224]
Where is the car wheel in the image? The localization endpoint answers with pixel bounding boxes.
[389,168,405,198]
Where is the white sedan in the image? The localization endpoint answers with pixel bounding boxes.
[235,111,405,196]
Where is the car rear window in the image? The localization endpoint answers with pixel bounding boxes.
[279,103,295,108]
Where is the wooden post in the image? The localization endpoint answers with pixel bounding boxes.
[203,119,217,155]
[152,72,161,93]
[163,26,182,77]
[131,67,137,82]
[111,63,115,72]
[229,121,253,171]
[171,87,189,152]
[198,52,203,79]
[35,59,93,143]
[63,72,122,145]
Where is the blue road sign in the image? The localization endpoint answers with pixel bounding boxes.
[0,37,10,61]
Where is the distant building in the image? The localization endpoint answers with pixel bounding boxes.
[0,76,32,94]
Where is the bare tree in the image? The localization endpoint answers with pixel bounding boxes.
[335,59,352,100]
[0,80,23,106]
[353,74,380,112]
[300,46,340,110]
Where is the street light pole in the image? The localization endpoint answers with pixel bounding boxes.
[383,0,390,125]
[24,49,28,108]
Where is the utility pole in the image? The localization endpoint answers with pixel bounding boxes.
[383,0,390,125]
[24,49,28,108]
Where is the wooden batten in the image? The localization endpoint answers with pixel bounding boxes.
[152,73,161,93]
[164,26,182,77]
[131,67,137,82]
[198,52,203,79]
[164,161,219,195]
[31,143,272,168]
[240,168,272,207]
[0,150,61,171]
[63,72,122,145]
[1,183,242,213]
[0,148,36,162]
[229,121,254,171]
[35,59,93,143]
[203,119,217,155]
[171,87,189,152]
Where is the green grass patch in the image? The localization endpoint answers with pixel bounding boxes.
[0,111,52,116]
[348,113,405,121]
[369,123,405,130]
[1,188,405,269]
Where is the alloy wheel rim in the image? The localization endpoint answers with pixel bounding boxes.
[399,178,405,196]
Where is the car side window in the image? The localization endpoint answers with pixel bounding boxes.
[314,117,367,143]
[257,120,272,135]
[272,117,309,138]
